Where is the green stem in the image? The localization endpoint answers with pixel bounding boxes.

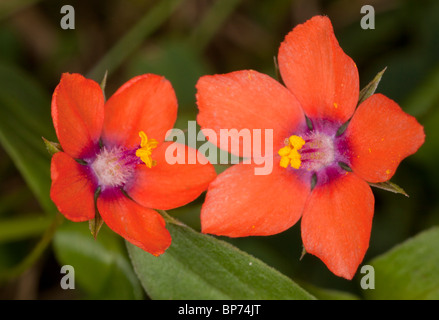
[157,209,186,227]
[0,213,63,283]
[87,0,183,80]
[0,214,52,244]
[190,0,242,52]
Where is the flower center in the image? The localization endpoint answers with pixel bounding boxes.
[91,147,140,188]
[278,132,335,172]
[91,131,158,188]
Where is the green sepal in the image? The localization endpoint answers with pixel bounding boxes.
[89,186,104,239]
[369,180,409,197]
[42,136,62,155]
[357,67,387,106]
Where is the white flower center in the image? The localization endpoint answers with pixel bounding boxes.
[91,147,137,188]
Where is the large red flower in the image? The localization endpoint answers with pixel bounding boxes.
[50,73,216,256]
[196,16,425,279]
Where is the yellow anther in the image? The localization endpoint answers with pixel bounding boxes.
[289,135,305,150]
[289,152,302,169]
[279,156,290,168]
[278,135,305,169]
[136,131,158,168]
[278,145,292,157]
[333,102,338,109]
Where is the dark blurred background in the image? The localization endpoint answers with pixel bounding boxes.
[0,0,438,299]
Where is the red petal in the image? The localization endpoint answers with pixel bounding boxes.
[126,142,216,210]
[278,15,359,123]
[196,70,305,157]
[50,152,96,222]
[51,73,104,159]
[97,189,171,256]
[347,94,425,183]
[301,173,374,280]
[102,74,177,149]
[201,162,310,237]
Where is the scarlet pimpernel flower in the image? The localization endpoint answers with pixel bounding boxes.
[196,16,425,279]
[50,73,216,256]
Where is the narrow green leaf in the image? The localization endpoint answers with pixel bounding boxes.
[190,0,242,52]
[53,222,143,300]
[0,63,56,213]
[0,213,62,283]
[365,227,439,300]
[87,0,184,80]
[358,67,387,106]
[0,214,52,244]
[127,214,315,300]
[369,181,409,197]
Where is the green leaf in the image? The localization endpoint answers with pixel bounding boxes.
[0,214,52,244]
[369,180,409,197]
[127,214,315,300]
[358,67,387,106]
[301,283,360,300]
[365,227,439,300]
[53,221,143,299]
[0,62,56,213]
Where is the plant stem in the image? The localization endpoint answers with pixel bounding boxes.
[0,213,63,284]
[87,0,183,81]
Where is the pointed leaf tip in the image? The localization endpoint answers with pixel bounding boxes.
[369,180,409,197]
[358,67,387,106]
[42,137,62,155]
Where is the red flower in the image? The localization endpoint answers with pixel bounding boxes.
[50,73,216,256]
[196,16,425,279]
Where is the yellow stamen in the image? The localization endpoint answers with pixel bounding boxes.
[278,145,292,157]
[278,135,305,169]
[136,131,158,168]
[289,135,305,150]
[279,156,290,168]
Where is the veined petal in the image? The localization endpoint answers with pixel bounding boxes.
[97,189,171,256]
[196,70,306,157]
[50,152,96,222]
[51,73,104,159]
[102,74,177,149]
[126,142,216,210]
[346,94,425,183]
[201,162,310,237]
[301,172,374,280]
[278,15,359,123]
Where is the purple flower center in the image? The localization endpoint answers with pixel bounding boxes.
[90,146,142,189]
[279,118,350,187]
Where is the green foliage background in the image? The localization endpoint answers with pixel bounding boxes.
[0,0,438,299]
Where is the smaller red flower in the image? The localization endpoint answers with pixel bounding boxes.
[196,16,425,279]
[50,73,216,256]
